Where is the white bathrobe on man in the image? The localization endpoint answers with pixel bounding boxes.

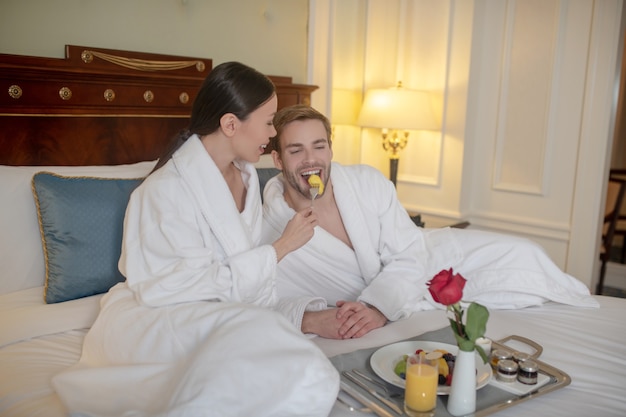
[53,136,339,417]
[262,162,598,328]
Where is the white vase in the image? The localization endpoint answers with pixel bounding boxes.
[447,349,477,416]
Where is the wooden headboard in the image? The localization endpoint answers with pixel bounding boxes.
[0,45,317,166]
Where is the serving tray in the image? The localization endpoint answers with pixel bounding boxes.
[469,335,570,416]
[331,329,571,417]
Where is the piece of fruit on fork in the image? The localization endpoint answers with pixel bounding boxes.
[307,174,324,195]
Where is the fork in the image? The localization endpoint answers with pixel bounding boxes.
[309,187,319,206]
[342,371,403,415]
[352,369,402,398]
[336,394,372,413]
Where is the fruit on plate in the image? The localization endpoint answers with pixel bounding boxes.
[394,354,409,378]
[394,349,457,386]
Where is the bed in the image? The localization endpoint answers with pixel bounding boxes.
[1,46,625,417]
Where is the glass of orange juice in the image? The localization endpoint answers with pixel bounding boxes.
[404,351,441,417]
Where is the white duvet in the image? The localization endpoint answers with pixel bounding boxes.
[51,286,338,417]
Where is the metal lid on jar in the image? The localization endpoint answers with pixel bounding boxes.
[492,349,513,360]
[519,359,539,373]
[513,351,531,363]
[497,359,519,373]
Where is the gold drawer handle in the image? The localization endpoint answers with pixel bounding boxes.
[8,85,22,99]
[59,87,72,100]
[104,89,116,102]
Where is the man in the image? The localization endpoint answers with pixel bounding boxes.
[263,105,597,340]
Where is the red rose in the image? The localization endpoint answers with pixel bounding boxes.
[427,268,466,306]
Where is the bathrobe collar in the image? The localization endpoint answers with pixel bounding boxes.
[264,162,381,280]
[172,135,262,256]
[325,163,381,281]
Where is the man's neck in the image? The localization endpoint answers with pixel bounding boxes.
[282,179,353,249]
[283,180,334,211]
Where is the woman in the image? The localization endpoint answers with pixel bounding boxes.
[53,62,339,417]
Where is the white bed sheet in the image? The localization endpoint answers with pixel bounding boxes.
[0,329,85,417]
[0,287,101,348]
[1,292,624,417]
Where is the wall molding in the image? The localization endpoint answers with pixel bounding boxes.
[465,211,570,242]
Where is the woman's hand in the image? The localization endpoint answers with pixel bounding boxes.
[272,207,317,261]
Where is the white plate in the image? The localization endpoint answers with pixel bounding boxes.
[369,341,492,395]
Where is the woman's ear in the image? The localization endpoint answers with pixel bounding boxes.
[219,113,238,137]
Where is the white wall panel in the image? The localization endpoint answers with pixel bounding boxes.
[493,0,559,194]
[468,0,590,227]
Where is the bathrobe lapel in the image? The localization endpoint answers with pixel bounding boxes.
[263,163,387,282]
[172,136,262,256]
[328,163,382,283]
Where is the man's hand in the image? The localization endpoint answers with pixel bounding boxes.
[335,301,387,339]
[301,308,353,339]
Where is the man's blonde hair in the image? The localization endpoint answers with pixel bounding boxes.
[270,104,332,154]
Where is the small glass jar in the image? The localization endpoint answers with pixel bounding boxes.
[517,359,539,385]
[496,359,519,383]
[490,349,513,369]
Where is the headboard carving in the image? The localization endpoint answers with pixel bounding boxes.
[0,45,317,166]
[79,49,206,73]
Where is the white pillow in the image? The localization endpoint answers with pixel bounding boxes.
[0,161,156,296]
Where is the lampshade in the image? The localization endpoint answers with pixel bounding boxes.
[357,85,439,131]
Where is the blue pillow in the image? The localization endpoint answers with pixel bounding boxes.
[31,172,143,303]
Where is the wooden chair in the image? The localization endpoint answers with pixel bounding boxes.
[596,176,626,294]
[610,169,626,264]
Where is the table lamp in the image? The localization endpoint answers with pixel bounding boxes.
[357,82,439,186]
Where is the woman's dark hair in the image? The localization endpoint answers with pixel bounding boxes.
[151,62,276,172]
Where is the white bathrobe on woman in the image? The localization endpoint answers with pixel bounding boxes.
[262,163,598,327]
[52,135,339,417]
